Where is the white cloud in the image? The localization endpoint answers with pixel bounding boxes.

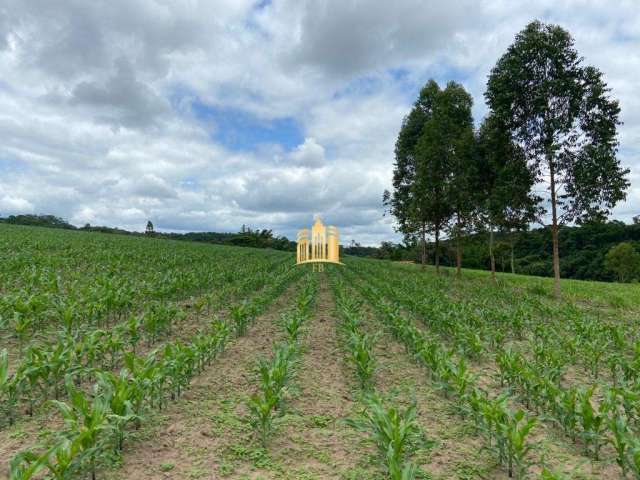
[0,194,34,214]
[0,0,639,244]
[289,137,325,168]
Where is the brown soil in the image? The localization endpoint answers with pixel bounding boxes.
[0,407,64,475]
[100,281,302,480]
[342,271,620,479]
[103,274,377,480]
[350,289,502,480]
[262,275,375,479]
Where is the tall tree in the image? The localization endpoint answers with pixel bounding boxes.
[414,118,451,273]
[477,114,541,281]
[384,80,440,267]
[414,82,475,274]
[485,20,629,298]
[436,83,477,278]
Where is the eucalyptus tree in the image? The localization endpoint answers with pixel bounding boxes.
[438,83,477,277]
[485,20,629,297]
[384,80,441,267]
[477,114,541,281]
[416,81,475,275]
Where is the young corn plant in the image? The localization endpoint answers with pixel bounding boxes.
[346,394,421,480]
[1,348,20,426]
[125,315,142,355]
[609,413,630,476]
[8,451,45,480]
[42,437,83,480]
[12,312,33,353]
[576,386,607,459]
[247,376,280,447]
[447,357,477,410]
[347,331,377,390]
[50,376,115,480]
[551,387,578,442]
[496,409,537,479]
[283,312,305,343]
[248,343,298,446]
[95,370,141,452]
[230,302,252,337]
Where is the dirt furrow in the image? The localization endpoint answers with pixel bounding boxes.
[251,274,369,479]
[103,282,299,480]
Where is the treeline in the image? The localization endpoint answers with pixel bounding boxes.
[1,214,77,230]
[365,221,639,281]
[0,215,295,252]
[385,20,631,296]
[162,225,295,251]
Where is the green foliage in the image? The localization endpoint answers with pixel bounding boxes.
[8,451,45,480]
[247,344,299,446]
[346,394,421,480]
[385,79,479,271]
[347,330,377,390]
[604,242,640,282]
[486,20,628,225]
[230,302,252,337]
[333,281,377,389]
[0,223,302,478]
[486,20,629,296]
[1,214,75,229]
[247,278,316,447]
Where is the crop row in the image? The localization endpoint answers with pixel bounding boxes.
[247,275,317,446]
[347,261,640,478]
[335,266,539,479]
[358,259,640,383]
[0,249,289,348]
[330,274,422,480]
[0,258,296,429]
[5,260,301,480]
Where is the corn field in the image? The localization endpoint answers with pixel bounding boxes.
[1,223,640,479]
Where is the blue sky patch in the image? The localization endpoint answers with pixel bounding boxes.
[0,158,29,173]
[191,100,304,152]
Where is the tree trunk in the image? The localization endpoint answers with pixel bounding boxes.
[455,215,462,279]
[489,226,496,283]
[421,223,427,269]
[549,156,562,299]
[434,228,440,274]
[510,235,515,274]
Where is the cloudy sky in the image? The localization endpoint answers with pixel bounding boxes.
[0,0,638,245]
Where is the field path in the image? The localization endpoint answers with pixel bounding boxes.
[245,273,369,478]
[102,282,299,480]
[106,272,375,480]
[346,289,503,479]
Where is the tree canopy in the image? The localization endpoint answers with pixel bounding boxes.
[485,20,629,296]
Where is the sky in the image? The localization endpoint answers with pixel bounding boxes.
[0,0,638,246]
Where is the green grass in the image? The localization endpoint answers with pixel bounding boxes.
[380,258,640,309]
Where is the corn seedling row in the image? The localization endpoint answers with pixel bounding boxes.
[330,274,422,480]
[248,275,317,446]
[352,260,640,476]
[337,266,537,479]
[6,263,301,480]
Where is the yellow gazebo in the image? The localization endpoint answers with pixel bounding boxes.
[296,217,342,271]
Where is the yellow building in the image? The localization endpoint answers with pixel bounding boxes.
[296,217,341,270]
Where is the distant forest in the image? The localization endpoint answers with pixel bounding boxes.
[2,213,639,282]
[350,220,640,283]
[0,214,295,251]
